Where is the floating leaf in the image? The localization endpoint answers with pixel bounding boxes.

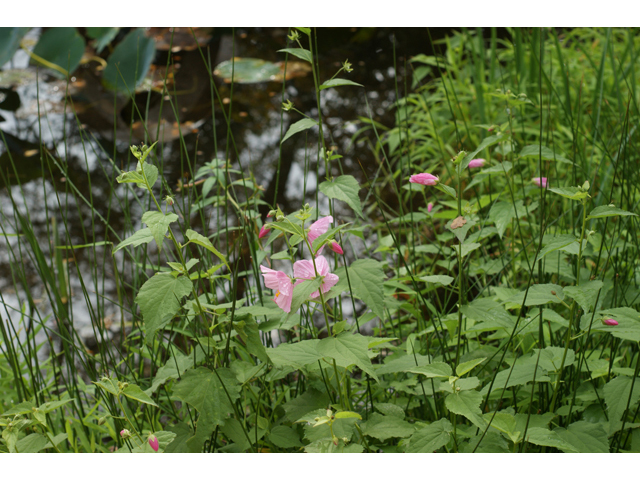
[31,27,85,76]
[103,28,156,92]
[0,27,29,67]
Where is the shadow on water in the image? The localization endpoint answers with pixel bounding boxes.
[0,27,456,345]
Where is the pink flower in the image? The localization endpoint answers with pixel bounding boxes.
[427,202,434,213]
[293,255,339,299]
[260,265,293,312]
[328,240,344,255]
[409,173,439,186]
[532,177,548,188]
[603,318,618,326]
[307,216,341,256]
[468,158,486,168]
[258,224,269,239]
[148,434,159,452]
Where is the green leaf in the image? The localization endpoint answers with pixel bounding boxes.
[94,377,119,397]
[548,186,589,201]
[604,375,640,434]
[16,433,53,453]
[112,228,154,254]
[102,28,155,92]
[122,383,158,406]
[505,283,564,307]
[564,280,603,313]
[375,353,433,376]
[445,390,485,428]
[37,398,75,413]
[0,27,30,67]
[480,363,550,396]
[319,78,363,90]
[173,367,240,428]
[553,421,609,453]
[587,205,637,219]
[141,211,178,252]
[407,418,454,453]
[268,426,303,449]
[185,229,229,270]
[343,259,385,319]
[361,413,415,441]
[452,242,481,259]
[456,357,486,377]
[147,351,194,394]
[406,362,452,378]
[317,333,379,381]
[281,118,318,144]
[519,145,572,164]
[86,27,119,53]
[31,27,85,76]
[374,403,406,419]
[489,200,535,238]
[334,411,362,420]
[267,339,322,369]
[116,162,159,189]
[525,427,578,452]
[278,47,312,63]
[281,388,330,424]
[318,175,363,218]
[538,234,579,260]
[418,275,455,286]
[135,273,192,343]
[288,277,323,315]
[234,315,269,363]
[434,182,457,199]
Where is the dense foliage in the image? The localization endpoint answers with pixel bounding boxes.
[2,27,640,453]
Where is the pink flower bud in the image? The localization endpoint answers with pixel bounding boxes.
[120,429,130,438]
[603,318,618,326]
[329,240,344,255]
[409,172,439,186]
[467,158,486,168]
[532,177,548,188]
[148,434,159,452]
[427,202,434,213]
[258,225,269,239]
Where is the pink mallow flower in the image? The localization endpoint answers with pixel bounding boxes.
[409,173,439,186]
[468,158,486,168]
[307,216,342,256]
[258,224,269,239]
[427,202,434,213]
[260,266,294,313]
[148,434,159,452]
[603,318,619,326]
[293,255,339,299]
[532,177,548,188]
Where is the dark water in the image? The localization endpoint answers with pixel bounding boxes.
[0,27,449,336]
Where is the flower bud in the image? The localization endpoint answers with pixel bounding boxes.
[148,434,159,452]
[427,202,434,213]
[120,429,131,439]
[467,158,486,168]
[581,180,590,191]
[602,318,619,326]
[259,224,269,239]
[329,240,344,255]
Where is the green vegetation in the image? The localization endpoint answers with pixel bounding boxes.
[1,27,640,453]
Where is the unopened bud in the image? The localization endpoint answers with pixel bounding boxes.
[148,433,159,452]
[602,318,618,326]
[120,429,131,439]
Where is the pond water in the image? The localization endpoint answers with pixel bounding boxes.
[0,27,445,347]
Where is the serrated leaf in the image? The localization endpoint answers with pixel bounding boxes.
[445,390,485,429]
[113,227,154,254]
[147,351,194,394]
[141,211,178,252]
[374,403,405,419]
[480,363,551,396]
[538,234,579,260]
[281,388,330,424]
[172,367,240,428]
[136,273,192,343]
[16,433,52,453]
[604,375,640,434]
[288,277,323,315]
[407,418,453,453]
[418,275,455,286]
[587,205,637,219]
[519,145,572,164]
[266,339,322,369]
[505,283,564,307]
[344,259,385,319]
[278,47,312,63]
[525,427,578,452]
[489,200,535,238]
[317,332,379,381]
[281,118,317,144]
[319,78,363,90]
[564,280,603,313]
[361,413,415,441]
[553,421,609,453]
[116,162,158,189]
[122,383,158,406]
[268,425,303,449]
[318,175,363,218]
